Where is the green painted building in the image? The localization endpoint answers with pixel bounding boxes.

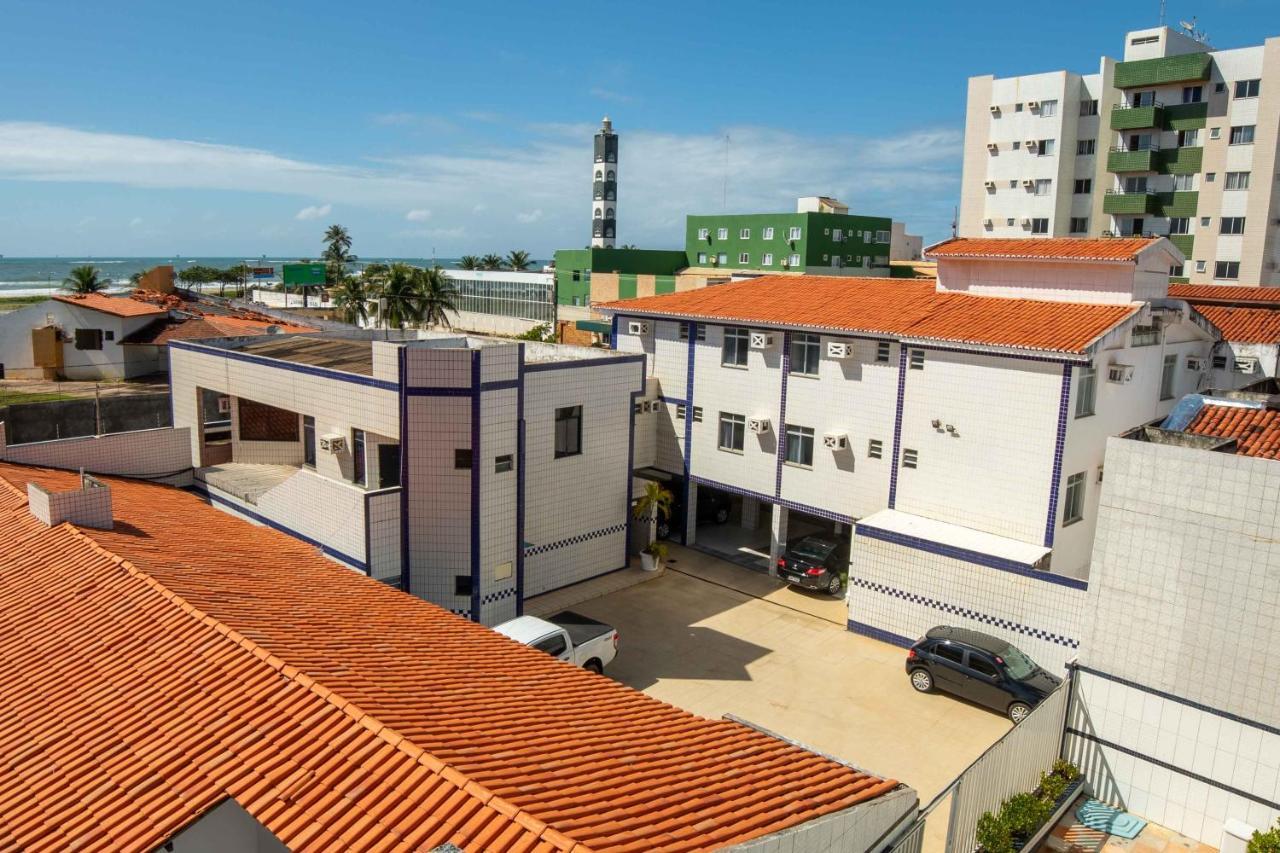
[683,210,893,275]
[554,248,688,307]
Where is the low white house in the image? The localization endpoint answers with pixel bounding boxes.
[0,292,168,380]
[1168,284,1280,388]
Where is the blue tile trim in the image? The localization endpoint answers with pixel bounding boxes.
[398,347,411,593]
[689,475,853,524]
[481,587,518,606]
[404,386,472,397]
[854,522,1087,590]
[656,395,688,406]
[1044,363,1073,547]
[1071,663,1280,739]
[847,618,915,648]
[363,489,373,576]
[168,339,399,391]
[887,346,908,509]
[1065,727,1280,811]
[680,322,697,545]
[523,353,645,373]
[469,351,482,622]
[515,344,526,616]
[523,522,628,557]
[624,355,646,570]
[191,483,367,571]
[848,575,1081,649]
[610,314,619,347]
[775,332,791,499]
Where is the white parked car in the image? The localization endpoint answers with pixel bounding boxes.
[493,611,619,674]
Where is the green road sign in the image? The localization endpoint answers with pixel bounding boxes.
[282,263,326,285]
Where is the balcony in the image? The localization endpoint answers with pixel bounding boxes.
[1103,190,1160,215]
[1114,52,1212,88]
[1156,191,1199,217]
[1158,146,1203,175]
[1110,103,1163,131]
[1167,234,1194,258]
[1163,101,1208,130]
[1107,145,1159,173]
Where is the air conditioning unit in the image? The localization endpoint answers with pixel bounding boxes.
[1025,139,1038,149]
[826,341,853,359]
[750,331,774,349]
[1021,218,1033,228]
[984,180,997,189]
[216,396,231,415]
[1107,364,1134,383]
[1022,178,1035,188]
[319,434,346,453]
[1186,355,1205,371]
[823,432,848,450]
[627,320,649,335]
[747,417,771,434]
[1027,100,1041,110]
[987,142,999,152]
[989,104,1001,114]
[1234,356,1259,373]
[983,219,994,229]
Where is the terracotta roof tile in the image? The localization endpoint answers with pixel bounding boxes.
[1194,306,1280,344]
[50,292,168,317]
[926,237,1161,262]
[1184,405,1280,459]
[1169,284,1280,307]
[0,463,897,852]
[601,275,1136,354]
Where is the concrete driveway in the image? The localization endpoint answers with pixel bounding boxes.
[568,546,1011,806]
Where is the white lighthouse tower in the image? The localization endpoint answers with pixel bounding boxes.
[591,117,618,248]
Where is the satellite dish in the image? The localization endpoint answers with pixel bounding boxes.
[1179,20,1194,30]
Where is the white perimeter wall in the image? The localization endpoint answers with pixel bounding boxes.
[0,425,193,485]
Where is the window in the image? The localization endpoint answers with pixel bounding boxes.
[1170,264,1184,277]
[1177,129,1200,147]
[1205,173,1216,183]
[716,227,728,239]
[936,643,964,664]
[1183,85,1203,104]
[722,327,749,366]
[762,227,774,240]
[832,228,844,242]
[1171,174,1196,191]
[739,227,750,239]
[677,321,703,341]
[303,415,316,467]
[1160,354,1177,400]
[696,252,707,264]
[1235,79,1261,99]
[1034,179,1052,196]
[697,227,709,240]
[1209,127,1221,140]
[1220,217,1246,235]
[455,575,473,597]
[909,349,924,370]
[1200,216,1211,226]
[1074,178,1092,194]
[902,448,919,469]
[969,656,999,678]
[718,413,745,452]
[717,253,728,265]
[1230,125,1255,145]
[1030,218,1049,234]
[1130,34,1158,45]
[1038,139,1055,156]
[876,341,891,363]
[1168,217,1190,235]
[532,633,567,658]
[454,448,472,469]
[1075,366,1096,418]
[868,439,883,459]
[1132,325,1161,347]
[1062,472,1086,525]
[1039,99,1057,116]
[1076,139,1096,155]
[378,444,401,488]
[787,226,802,240]
[1225,171,1251,190]
[1080,99,1098,116]
[104,330,114,341]
[784,425,814,467]
[675,404,686,420]
[790,333,821,376]
[691,406,703,423]
[1196,260,1208,273]
[1012,141,1021,151]
[738,252,750,264]
[73,328,103,350]
[554,405,582,458]
[495,454,514,473]
[1123,176,1149,193]
[875,230,890,244]
[1215,82,1226,93]
[1212,355,1229,370]
[788,253,801,267]
[1070,217,1089,234]
[1015,102,1023,112]
[352,429,366,486]
[1215,261,1241,280]
[762,253,774,266]
[1132,91,1157,107]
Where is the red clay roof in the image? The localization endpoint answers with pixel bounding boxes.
[1194,306,1280,344]
[0,462,897,853]
[601,276,1137,354]
[926,237,1161,262]
[122,315,314,345]
[1170,284,1280,307]
[1184,405,1280,459]
[50,292,168,317]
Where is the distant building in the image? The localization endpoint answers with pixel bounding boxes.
[0,292,169,380]
[1169,283,1280,385]
[890,221,924,261]
[591,116,619,248]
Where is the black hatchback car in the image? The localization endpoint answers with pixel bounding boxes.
[905,626,1061,723]
[776,534,848,596]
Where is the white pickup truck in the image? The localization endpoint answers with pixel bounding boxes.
[493,611,619,674]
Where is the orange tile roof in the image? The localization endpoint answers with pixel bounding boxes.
[1194,306,1280,344]
[926,237,1161,262]
[1184,405,1280,459]
[122,315,314,345]
[0,463,898,852]
[1169,284,1280,307]
[601,276,1137,355]
[50,292,168,317]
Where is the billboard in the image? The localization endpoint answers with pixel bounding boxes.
[282,263,326,286]
[251,267,274,280]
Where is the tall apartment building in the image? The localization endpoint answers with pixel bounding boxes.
[959,26,1280,285]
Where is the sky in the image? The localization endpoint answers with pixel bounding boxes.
[0,0,1274,258]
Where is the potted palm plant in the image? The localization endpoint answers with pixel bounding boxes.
[633,481,674,571]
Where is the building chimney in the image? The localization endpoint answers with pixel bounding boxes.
[27,471,114,530]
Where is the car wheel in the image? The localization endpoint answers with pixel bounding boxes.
[1008,702,1032,724]
[583,659,603,675]
[909,668,933,693]
[714,507,729,524]
[826,574,844,597]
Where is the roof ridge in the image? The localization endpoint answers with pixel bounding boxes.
[28,489,589,853]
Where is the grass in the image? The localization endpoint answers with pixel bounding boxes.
[0,295,53,311]
[0,390,79,407]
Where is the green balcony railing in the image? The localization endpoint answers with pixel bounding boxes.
[1167,234,1194,258]
[1159,146,1203,175]
[1156,191,1199,217]
[1115,52,1212,88]
[1111,104,1164,131]
[1103,191,1160,215]
[1163,101,1208,130]
[1107,147,1159,173]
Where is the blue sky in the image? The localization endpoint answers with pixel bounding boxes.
[0,0,1273,257]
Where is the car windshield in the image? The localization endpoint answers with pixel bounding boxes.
[999,645,1039,680]
[792,538,836,560]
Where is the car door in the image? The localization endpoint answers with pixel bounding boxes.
[930,641,969,694]
[531,631,572,663]
[962,651,1010,712]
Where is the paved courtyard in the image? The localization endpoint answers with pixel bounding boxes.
[565,545,1012,805]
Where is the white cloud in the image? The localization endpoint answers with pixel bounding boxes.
[295,203,332,221]
[128,216,143,227]
[405,208,431,222]
[516,208,543,223]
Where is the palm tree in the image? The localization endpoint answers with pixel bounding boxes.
[505,250,532,271]
[322,224,356,290]
[63,265,108,294]
[417,266,460,329]
[458,255,481,270]
[480,253,504,271]
[331,275,374,326]
[373,263,425,330]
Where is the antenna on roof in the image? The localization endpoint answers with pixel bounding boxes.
[1159,0,1165,25]
[1178,17,1211,45]
[951,206,958,238]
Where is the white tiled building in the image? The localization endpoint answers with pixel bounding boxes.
[601,237,1220,672]
[168,329,642,624]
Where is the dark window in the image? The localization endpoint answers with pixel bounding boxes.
[722,327,749,366]
[1161,354,1177,400]
[1220,217,1246,235]
[303,415,316,467]
[352,428,366,486]
[1235,79,1261,99]
[454,575,472,596]
[876,341,891,363]
[679,322,690,340]
[1063,471,1086,525]
[495,454,513,473]
[790,333,821,376]
[1073,179,1092,194]
[455,448,473,469]
[377,444,401,488]
[1212,355,1228,370]
[1169,217,1190,235]
[1030,218,1049,234]
[719,413,745,452]
[909,349,925,370]
[935,643,964,664]
[104,330,115,341]
[1215,261,1241,280]
[1076,139,1096,155]
[74,328,103,350]
[1080,99,1098,116]
[1182,85,1203,104]
[1069,217,1089,233]
[555,405,582,458]
[532,633,568,657]
[239,399,300,442]
[968,655,999,678]
[1230,125,1255,145]
[784,425,814,467]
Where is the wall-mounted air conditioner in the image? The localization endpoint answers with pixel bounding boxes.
[1234,356,1259,373]
[750,331,774,349]
[984,180,997,189]
[1186,356,1205,371]
[1027,100,1040,110]
[989,105,1001,114]
[1107,364,1134,383]
[319,434,346,453]
[1021,218,1033,228]
[747,417,771,434]
[627,320,649,335]
[823,432,848,450]
[1022,178,1035,188]
[1024,139,1038,150]
[987,142,998,152]
[826,341,853,359]
[983,219,994,229]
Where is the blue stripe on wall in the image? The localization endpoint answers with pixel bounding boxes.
[515,345,526,615]
[887,345,907,508]
[680,322,697,545]
[469,351,482,621]
[1044,363,1073,547]
[774,332,790,499]
[398,347,411,593]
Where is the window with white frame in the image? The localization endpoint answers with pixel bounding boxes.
[1077,139,1096,155]
[875,230,890,243]
[762,253,773,265]
[1039,99,1058,116]
[717,227,729,239]
[1070,216,1088,233]
[1075,366,1096,417]
[1196,260,1207,273]
[697,252,708,264]
[1160,354,1177,400]
[1230,125,1255,145]
[1177,129,1200,147]
[1074,178,1092,193]
[1209,127,1221,140]
[1034,179,1052,196]
[787,226,802,240]
[1080,99,1098,116]
[1030,218,1049,234]
[790,333,821,377]
[1038,139,1055,155]
[718,413,745,452]
[739,227,750,239]
[1225,171,1251,190]
[697,227,709,240]
[1220,217,1245,235]
[1169,217,1190,235]
[788,253,801,267]
[784,425,814,467]
[1215,261,1240,280]
[1062,472,1086,525]
[833,229,844,242]
[738,252,750,264]
[763,226,775,240]
[722,327,749,366]
[1235,79,1261,99]
[1171,174,1196,191]
[717,253,728,265]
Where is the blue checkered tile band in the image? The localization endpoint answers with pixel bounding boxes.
[524,523,627,557]
[449,608,471,618]
[688,475,853,524]
[481,587,517,605]
[849,575,1080,649]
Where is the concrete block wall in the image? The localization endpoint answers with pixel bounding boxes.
[26,479,114,529]
[0,425,193,485]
